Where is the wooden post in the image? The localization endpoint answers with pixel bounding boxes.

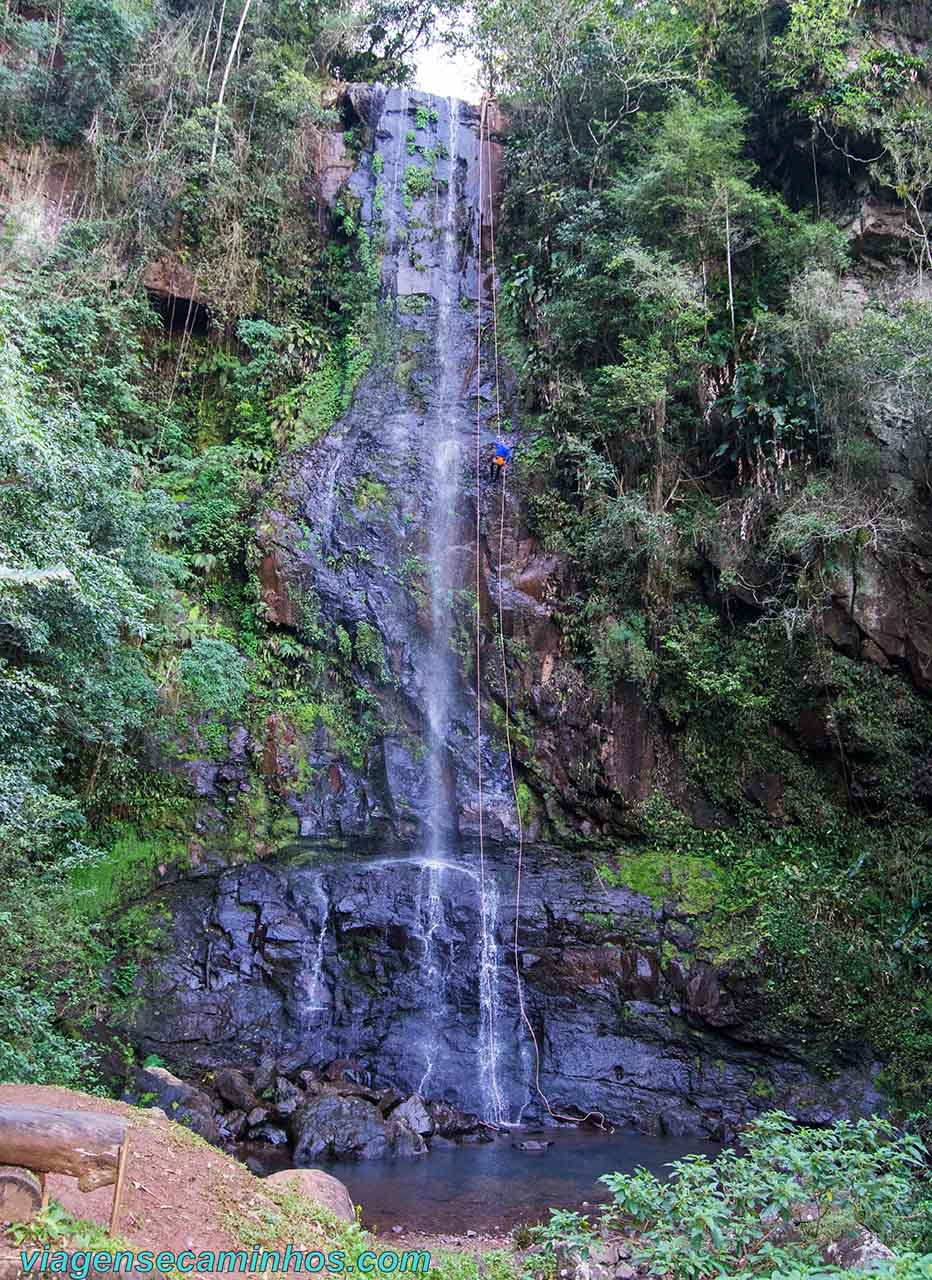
[109,1139,129,1236]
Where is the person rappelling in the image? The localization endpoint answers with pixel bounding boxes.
[489,439,512,484]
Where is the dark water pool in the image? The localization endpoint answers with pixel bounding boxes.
[327,1127,720,1234]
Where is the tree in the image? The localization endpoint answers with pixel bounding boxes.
[0,292,178,866]
[328,0,463,82]
[470,0,695,177]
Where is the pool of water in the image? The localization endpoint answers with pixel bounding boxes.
[326,1127,720,1234]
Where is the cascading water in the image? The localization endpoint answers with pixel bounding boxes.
[423,97,462,850]
[303,876,330,1014]
[287,87,523,1123]
[413,861,445,1094]
[419,96,507,1122]
[477,875,505,1122]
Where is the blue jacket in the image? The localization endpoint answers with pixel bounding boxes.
[492,441,512,465]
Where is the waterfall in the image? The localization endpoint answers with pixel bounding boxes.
[302,875,330,1015]
[292,88,520,1123]
[477,874,505,1122]
[423,96,462,853]
[417,97,507,1121]
[414,861,445,1093]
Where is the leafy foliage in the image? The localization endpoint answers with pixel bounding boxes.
[466,0,932,1110]
[0,0,143,144]
[532,1113,932,1280]
[616,1114,930,1264]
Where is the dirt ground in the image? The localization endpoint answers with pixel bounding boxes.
[0,1085,320,1273]
[0,1085,515,1274]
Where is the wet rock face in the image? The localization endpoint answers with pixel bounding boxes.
[240,87,519,846]
[821,547,932,693]
[167,85,932,850]
[132,844,883,1144]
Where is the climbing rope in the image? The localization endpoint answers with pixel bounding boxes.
[479,99,611,1133]
[474,96,506,1127]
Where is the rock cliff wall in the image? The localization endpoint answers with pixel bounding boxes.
[133,844,882,1144]
[128,76,925,1146]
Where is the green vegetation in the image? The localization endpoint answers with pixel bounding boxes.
[599,848,724,916]
[464,0,932,1117]
[1,0,932,1236]
[530,1113,932,1280]
[0,0,421,1086]
[222,1178,515,1280]
[354,476,391,511]
[6,1199,131,1252]
[401,163,435,208]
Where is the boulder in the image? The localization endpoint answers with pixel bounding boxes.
[253,1057,277,1094]
[252,1124,289,1146]
[377,1087,404,1116]
[214,1067,258,1112]
[221,1109,247,1140]
[573,1239,634,1280]
[426,1100,479,1138]
[266,1169,356,1224]
[291,1095,390,1162]
[125,1066,219,1143]
[325,1079,382,1104]
[323,1059,372,1087]
[273,1077,303,1119]
[392,1095,434,1137]
[385,1117,428,1157]
[822,1230,895,1271]
[277,1051,313,1078]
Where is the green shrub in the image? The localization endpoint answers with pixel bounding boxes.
[354,622,390,682]
[0,976,99,1088]
[531,1113,932,1280]
[179,637,248,718]
[593,612,655,689]
[403,164,433,207]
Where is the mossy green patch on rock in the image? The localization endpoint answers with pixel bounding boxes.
[598,847,725,915]
[70,824,190,919]
[352,475,391,513]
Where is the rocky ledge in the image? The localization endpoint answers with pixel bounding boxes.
[124,1059,489,1167]
[124,841,884,1154]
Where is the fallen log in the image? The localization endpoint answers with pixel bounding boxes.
[0,1107,125,1193]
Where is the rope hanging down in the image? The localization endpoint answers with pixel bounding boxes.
[474,97,505,1126]
[476,99,610,1133]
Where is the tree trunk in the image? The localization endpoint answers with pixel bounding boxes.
[651,395,666,513]
[0,1107,126,1193]
[724,185,735,335]
[209,0,254,170]
[204,0,227,98]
